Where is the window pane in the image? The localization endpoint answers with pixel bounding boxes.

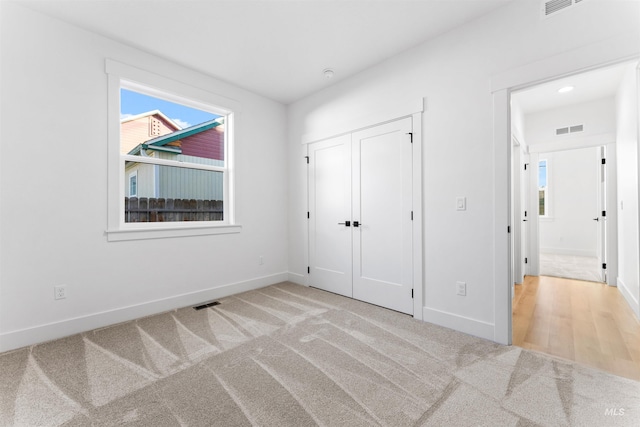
[538,160,547,187]
[120,88,224,164]
[129,174,137,197]
[124,162,223,223]
[538,160,547,216]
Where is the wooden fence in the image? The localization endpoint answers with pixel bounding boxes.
[125,197,223,222]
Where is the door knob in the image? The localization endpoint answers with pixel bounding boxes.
[338,221,351,226]
[523,219,528,222]
[593,218,599,221]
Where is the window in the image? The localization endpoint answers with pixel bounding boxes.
[538,159,549,217]
[120,86,226,224]
[128,171,137,197]
[106,59,241,241]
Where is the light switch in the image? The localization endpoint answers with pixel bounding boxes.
[456,197,466,211]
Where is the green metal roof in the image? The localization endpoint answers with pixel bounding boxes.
[144,118,222,148]
[127,118,223,156]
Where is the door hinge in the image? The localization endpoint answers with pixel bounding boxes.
[307,266,310,274]
[602,210,606,217]
[507,226,511,233]
[305,156,309,164]
[602,263,607,270]
[406,132,413,143]
[524,210,527,217]
[411,211,413,220]
[524,163,529,171]
[525,257,528,264]
[602,158,606,165]
[307,211,310,219]
[411,289,414,299]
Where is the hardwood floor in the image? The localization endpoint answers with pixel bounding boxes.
[513,275,640,381]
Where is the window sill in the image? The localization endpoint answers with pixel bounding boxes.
[106,224,242,242]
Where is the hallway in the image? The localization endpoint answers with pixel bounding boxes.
[513,275,640,381]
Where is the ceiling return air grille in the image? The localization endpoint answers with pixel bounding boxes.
[542,0,586,18]
[556,124,584,135]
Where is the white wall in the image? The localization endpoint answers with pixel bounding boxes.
[525,97,616,151]
[287,0,640,340]
[538,148,600,257]
[616,63,640,318]
[0,3,289,351]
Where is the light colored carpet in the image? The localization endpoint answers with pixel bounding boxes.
[1,282,639,426]
[539,253,603,283]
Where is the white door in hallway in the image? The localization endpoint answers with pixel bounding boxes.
[352,118,413,314]
[308,134,353,297]
[308,118,413,314]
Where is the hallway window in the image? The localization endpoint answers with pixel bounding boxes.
[539,159,548,217]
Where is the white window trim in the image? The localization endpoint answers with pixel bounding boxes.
[105,59,242,241]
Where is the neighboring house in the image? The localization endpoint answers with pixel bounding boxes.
[122,112,225,201]
[121,110,181,155]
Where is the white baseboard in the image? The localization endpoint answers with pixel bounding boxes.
[617,277,640,320]
[287,271,307,286]
[540,248,597,258]
[0,272,289,353]
[422,307,494,342]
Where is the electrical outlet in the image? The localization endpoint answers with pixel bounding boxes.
[456,281,466,296]
[54,285,67,300]
[259,256,264,265]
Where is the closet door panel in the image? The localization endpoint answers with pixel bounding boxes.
[352,118,413,314]
[308,134,352,297]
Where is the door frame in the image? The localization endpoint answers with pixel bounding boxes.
[492,33,638,345]
[306,111,424,320]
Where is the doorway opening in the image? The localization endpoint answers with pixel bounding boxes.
[536,146,606,284]
[508,59,640,380]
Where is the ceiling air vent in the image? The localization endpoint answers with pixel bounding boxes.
[556,124,584,135]
[542,0,586,18]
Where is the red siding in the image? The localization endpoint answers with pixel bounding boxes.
[181,126,224,160]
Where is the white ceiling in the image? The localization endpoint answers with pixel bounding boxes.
[512,60,638,115]
[16,0,514,104]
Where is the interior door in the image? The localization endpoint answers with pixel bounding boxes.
[352,118,413,314]
[308,134,352,297]
[521,152,530,278]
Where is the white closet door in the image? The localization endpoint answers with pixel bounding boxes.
[352,118,413,314]
[308,134,353,297]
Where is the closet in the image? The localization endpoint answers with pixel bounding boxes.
[308,117,414,314]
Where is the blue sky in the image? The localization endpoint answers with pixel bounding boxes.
[539,160,547,187]
[120,89,218,129]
